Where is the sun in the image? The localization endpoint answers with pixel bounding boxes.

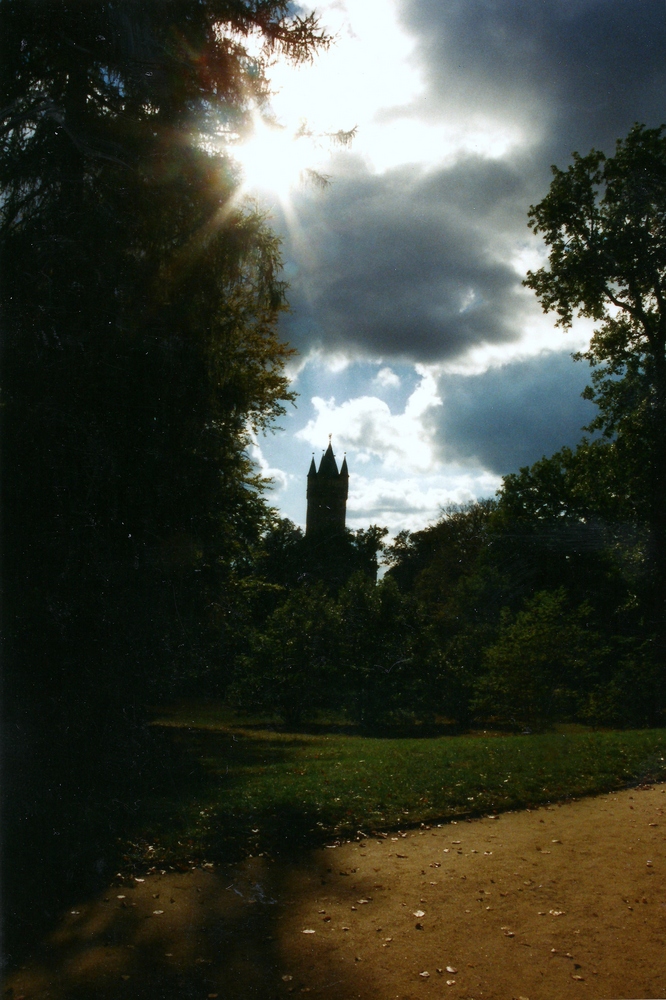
[233,113,320,200]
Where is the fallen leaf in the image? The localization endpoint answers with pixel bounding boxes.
[446,980,456,986]
[282,975,293,982]
[549,909,565,916]
[117,895,126,900]
[342,926,350,931]
[357,899,370,904]
[419,971,430,978]
[164,953,173,957]
[442,849,450,853]
[413,909,425,917]
[552,839,561,843]
[415,922,424,930]
[572,975,584,981]
[153,909,164,915]
[452,840,461,844]
[484,851,493,855]
[446,966,457,974]
[323,915,331,922]
[135,877,145,883]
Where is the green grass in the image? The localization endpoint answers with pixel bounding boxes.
[128,702,666,869]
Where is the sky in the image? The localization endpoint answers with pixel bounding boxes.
[236,0,666,535]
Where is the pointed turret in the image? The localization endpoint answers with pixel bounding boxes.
[340,455,349,478]
[318,440,339,477]
[308,454,317,477]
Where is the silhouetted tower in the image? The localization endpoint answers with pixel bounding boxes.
[306,439,349,539]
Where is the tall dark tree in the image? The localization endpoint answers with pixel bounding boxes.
[0,0,326,955]
[524,124,666,648]
[2,0,325,709]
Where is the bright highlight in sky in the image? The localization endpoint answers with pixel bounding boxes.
[233,114,322,199]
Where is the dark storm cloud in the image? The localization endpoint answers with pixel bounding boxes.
[432,351,596,474]
[280,154,530,361]
[277,0,666,365]
[401,0,666,171]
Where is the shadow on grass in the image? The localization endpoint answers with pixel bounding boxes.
[3,713,338,972]
[134,725,340,865]
[2,714,214,971]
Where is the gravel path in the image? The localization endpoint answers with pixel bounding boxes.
[7,784,666,1000]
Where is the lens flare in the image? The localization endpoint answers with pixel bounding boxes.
[233,114,319,199]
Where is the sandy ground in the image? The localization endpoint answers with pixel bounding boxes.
[6,784,666,1000]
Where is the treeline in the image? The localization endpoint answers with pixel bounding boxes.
[231,453,662,730]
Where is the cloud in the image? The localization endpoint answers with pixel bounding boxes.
[295,365,442,472]
[375,366,401,388]
[432,350,596,474]
[401,0,666,167]
[347,470,501,534]
[279,155,534,363]
[272,0,666,369]
[249,438,290,492]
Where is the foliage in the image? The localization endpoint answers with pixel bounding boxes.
[386,501,495,604]
[1,2,327,719]
[472,589,606,729]
[337,573,441,726]
[524,123,666,631]
[491,444,637,615]
[256,518,388,592]
[231,570,442,727]
[230,584,340,724]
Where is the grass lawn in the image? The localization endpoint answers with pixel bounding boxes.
[128,702,666,869]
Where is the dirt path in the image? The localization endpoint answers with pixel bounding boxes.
[7,784,666,1000]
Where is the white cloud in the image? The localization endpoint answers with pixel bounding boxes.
[375,366,401,388]
[346,469,501,534]
[249,438,289,493]
[296,365,442,472]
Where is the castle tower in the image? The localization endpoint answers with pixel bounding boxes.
[306,439,349,538]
